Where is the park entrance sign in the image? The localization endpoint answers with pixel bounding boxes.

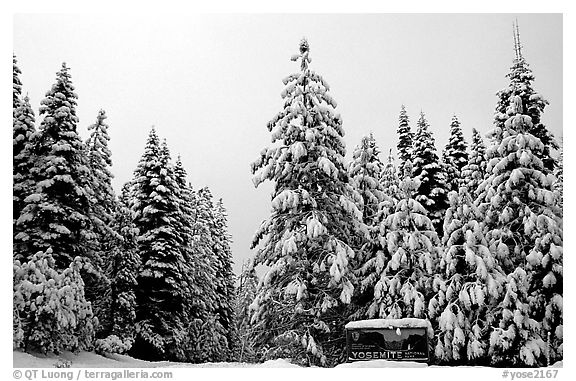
[345,318,432,363]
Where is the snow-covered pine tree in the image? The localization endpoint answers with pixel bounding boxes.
[95,183,141,355]
[84,109,118,339]
[492,21,558,172]
[184,185,228,363]
[478,95,563,366]
[235,260,259,363]
[13,249,96,354]
[412,112,448,235]
[129,128,190,361]
[366,162,441,320]
[249,38,363,367]
[460,128,487,197]
[14,63,96,271]
[347,133,386,278]
[428,187,506,365]
[172,158,218,342]
[13,95,36,224]
[13,54,22,109]
[352,146,398,320]
[442,115,468,193]
[348,133,386,228]
[85,109,117,233]
[214,197,239,359]
[396,105,413,178]
[553,145,563,211]
[381,149,401,200]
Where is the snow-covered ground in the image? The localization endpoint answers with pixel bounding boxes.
[13,350,562,369]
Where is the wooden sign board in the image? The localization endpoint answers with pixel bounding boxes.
[345,319,430,363]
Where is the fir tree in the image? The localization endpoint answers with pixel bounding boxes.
[428,188,506,365]
[13,249,96,354]
[235,260,259,363]
[249,38,363,367]
[185,186,229,363]
[13,54,22,110]
[366,162,441,320]
[129,128,190,361]
[13,95,36,223]
[491,21,558,172]
[396,105,413,178]
[95,184,141,354]
[348,133,386,228]
[84,109,118,339]
[478,96,563,366]
[14,63,95,270]
[412,112,448,235]
[213,197,239,358]
[553,146,563,211]
[85,109,116,232]
[442,115,468,193]
[461,128,487,196]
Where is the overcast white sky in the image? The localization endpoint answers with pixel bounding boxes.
[13,13,562,275]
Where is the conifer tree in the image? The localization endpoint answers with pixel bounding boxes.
[84,109,118,338]
[13,249,96,354]
[235,260,259,363]
[381,149,401,202]
[428,188,506,365]
[13,95,36,223]
[129,128,190,361]
[396,105,413,178]
[478,96,563,366]
[14,63,95,271]
[412,112,448,235]
[85,110,117,233]
[348,133,386,228]
[366,162,441,320]
[353,147,398,320]
[554,146,563,211]
[185,186,228,363]
[492,21,558,172]
[442,115,468,193]
[13,54,22,110]
[95,184,141,354]
[249,38,363,366]
[461,128,487,196]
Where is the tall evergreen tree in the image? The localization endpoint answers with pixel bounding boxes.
[491,21,558,172]
[442,115,468,193]
[235,260,259,363]
[129,128,190,361]
[553,145,563,211]
[478,96,563,366]
[249,38,363,366]
[13,95,36,223]
[95,184,141,354]
[412,112,448,235]
[365,162,440,319]
[84,109,118,338]
[461,128,487,196]
[13,54,22,110]
[428,187,506,365]
[14,63,95,270]
[396,105,413,178]
[185,185,229,363]
[210,194,238,359]
[348,133,386,228]
[85,110,116,231]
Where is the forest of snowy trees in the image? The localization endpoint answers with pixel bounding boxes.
[13,26,562,368]
[12,58,237,363]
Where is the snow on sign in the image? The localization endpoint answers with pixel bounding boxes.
[345,319,431,363]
